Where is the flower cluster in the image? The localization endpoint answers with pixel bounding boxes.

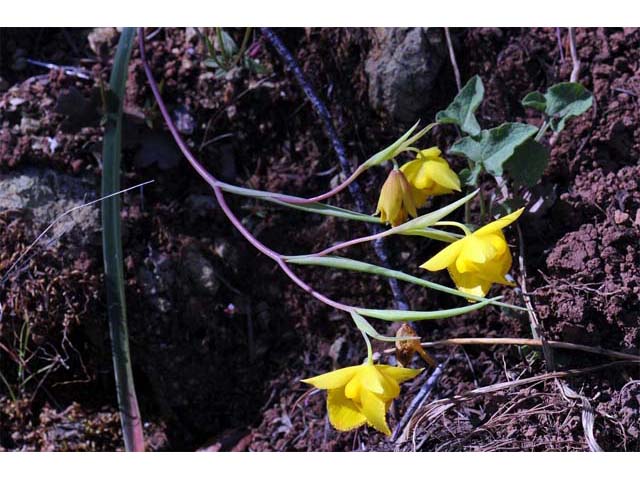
[305,146,525,438]
[375,148,461,227]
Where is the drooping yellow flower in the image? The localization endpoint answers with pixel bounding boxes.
[421,208,525,298]
[302,362,422,436]
[375,169,417,227]
[400,147,461,207]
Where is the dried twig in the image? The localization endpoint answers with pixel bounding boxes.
[403,360,639,445]
[517,223,555,369]
[391,359,449,442]
[444,28,462,92]
[382,337,640,362]
[568,27,581,83]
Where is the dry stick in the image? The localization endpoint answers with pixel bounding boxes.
[550,27,581,147]
[382,337,640,362]
[444,28,462,92]
[261,27,409,311]
[517,223,555,369]
[391,360,448,442]
[568,27,581,83]
[402,360,640,444]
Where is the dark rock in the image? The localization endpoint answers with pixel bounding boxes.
[365,28,446,124]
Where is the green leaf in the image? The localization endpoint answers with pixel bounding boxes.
[351,312,417,342]
[285,255,526,311]
[362,121,420,169]
[436,75,484,136]
[458,164,482,187]
[218,29,238,57]
[449,123,538,177]
[216,181,382,224]
[521,91,547,112]
[356,298,494,322]
[504,138,550,187]
[544,82,593,132]
[396,189,478,232]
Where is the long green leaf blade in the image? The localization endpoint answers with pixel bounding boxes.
[355,299,494,322]
[101,27,144,452]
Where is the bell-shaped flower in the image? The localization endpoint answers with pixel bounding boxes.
[375,169,417,227]
[302,362,422,436]
[400,147,461,207]
[421,208,525,297]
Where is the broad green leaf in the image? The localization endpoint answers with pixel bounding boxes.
[356,298,494,322]
[286,255,526,311]
[449,123,538,177]
[545,82,593,132]
[504,138,549,187]
[521,91,547,112]
[350,312,417,342]
[436,75,484,136]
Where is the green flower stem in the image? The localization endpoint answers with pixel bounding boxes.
[101,27,144,452]
[434,220,472,236]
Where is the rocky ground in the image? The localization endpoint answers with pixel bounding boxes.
[0,27,638,451]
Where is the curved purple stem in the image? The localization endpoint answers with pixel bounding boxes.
[261,27,409,310]
[138,28,352,314]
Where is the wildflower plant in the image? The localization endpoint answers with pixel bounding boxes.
[135,28,596,439]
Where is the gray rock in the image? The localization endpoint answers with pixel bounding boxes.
[0,167,99,246]
[182,247,220,296]
[365,28,447,124]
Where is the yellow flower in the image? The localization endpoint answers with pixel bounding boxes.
[302,362,422,436]
[375,169,417,227]
[421,208,525,298]
[400,147,461,207]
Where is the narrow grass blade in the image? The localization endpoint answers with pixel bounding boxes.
[101,27,144,452]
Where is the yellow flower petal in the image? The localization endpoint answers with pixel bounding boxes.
[455,235,498,272]
[424,161,461,192]
[400,159,433,190]
[473,208,525,236]
[355,365,387,395]
[378,365,423,384]
[302,365,361,390]
[448,262,492,298]
[417,147,443,160]
[475,250,514,286]
[360,389,391,436]
[421,239,465,271]
[327,388,368,432]
[344,376,361,399]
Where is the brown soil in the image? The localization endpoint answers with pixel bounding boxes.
[0,27,638,451]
